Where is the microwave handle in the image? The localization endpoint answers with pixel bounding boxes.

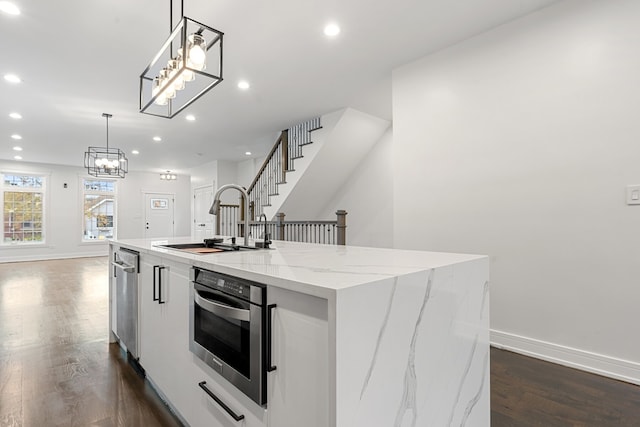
[194,290,251,322]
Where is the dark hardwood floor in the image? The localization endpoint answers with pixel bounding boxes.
[491,347,640,426]
[1,257,639,426]
[0,257,181,427]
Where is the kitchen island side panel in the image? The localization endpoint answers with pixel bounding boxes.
[334,257,489,427]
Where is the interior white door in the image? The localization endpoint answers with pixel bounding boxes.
[144,193,175,239]
[193,185,214,241]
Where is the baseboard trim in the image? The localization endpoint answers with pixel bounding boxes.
[0,251,107,263]
[491,329,640,386]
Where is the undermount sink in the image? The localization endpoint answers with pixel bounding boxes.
[157,242,262,254]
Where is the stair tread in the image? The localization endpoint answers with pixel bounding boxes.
[291,155,304,159]
[308,126,323,132]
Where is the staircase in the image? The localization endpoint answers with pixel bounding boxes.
[247,108,390,222]
[246,117,322,220]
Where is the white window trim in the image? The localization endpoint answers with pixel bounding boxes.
[0,170,49,248]
[80,175,118,244]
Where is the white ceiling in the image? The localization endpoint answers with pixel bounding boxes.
[0,0,559,174]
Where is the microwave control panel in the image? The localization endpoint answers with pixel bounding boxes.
[193,268,264,304]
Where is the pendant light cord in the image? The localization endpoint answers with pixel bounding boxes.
[102,113,112,151]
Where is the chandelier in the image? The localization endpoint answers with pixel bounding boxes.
[84,113,128,178]
[160,171,177,180]
[139,0,224,119]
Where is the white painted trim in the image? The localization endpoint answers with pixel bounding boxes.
[491,329,640,386]
[0,251,107,263]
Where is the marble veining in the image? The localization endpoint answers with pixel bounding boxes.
[360,276,398,399]
[447,280,490,426]
[461,350,489,426]
[394,269,434,427]
[113,237,490,427]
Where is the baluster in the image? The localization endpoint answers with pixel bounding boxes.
[304,120,308,144]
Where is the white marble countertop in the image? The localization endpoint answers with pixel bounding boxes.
[112,236,486,299]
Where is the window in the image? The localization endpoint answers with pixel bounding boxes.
[2,173,45,245]
[83,179,116,241]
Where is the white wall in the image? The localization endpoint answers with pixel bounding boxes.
[392,0,640,382]
[0,160,191,262]
[237,157,262,188]
[117,170,191,239]
[318,128,394,248]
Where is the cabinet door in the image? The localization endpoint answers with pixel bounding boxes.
[267,287,330,427]
[138,253,164,381]
[153,259,193,414]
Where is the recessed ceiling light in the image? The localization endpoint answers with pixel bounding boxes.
[324,23,340,37]
[9,112,22,119]
[12,146,22,151]
[153,136,162,142]
[4,74,21,83]
[186,114,196,121]
[245,151,252,156]
[131,150,139,155]
[11,134,22,140]
[238,81,250,90]
[0,1,20,15]
[13,155,22,160]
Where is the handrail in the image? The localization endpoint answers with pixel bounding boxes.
[247,130,287,196]
[246,117,321,220]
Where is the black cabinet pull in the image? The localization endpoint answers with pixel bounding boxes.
[267,304,277,372]
[152,265,159,301]
[158,266,166,304]
[198,381,245,422]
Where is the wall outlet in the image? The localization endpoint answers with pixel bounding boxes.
[626,185,640,205]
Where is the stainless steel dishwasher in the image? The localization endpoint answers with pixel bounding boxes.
[112,247,140,359]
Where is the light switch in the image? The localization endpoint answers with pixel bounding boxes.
[626,185,640,205]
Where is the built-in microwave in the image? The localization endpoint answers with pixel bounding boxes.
[189,267,273,406]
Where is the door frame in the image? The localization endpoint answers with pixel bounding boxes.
[192,183,214,237]
[142,191,175,239]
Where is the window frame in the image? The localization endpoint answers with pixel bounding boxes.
[81,177,118,244]
[1,171,48,247]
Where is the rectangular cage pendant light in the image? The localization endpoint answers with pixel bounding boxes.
[84,113,128,178]
[139,16,224,119]
[84,147,128,178]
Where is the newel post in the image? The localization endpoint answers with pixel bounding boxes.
[276,212,285,241]
[336,210,347,245]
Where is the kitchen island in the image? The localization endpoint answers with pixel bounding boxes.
[109,237,489,427]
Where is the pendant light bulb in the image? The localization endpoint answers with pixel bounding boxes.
[159,68,176,99]
[152,77,168,105]
[168,58,185,90]
[187,33,207,71]
[177,50,195,82]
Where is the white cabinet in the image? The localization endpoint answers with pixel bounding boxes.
[267,287,330,427]
[137,252,330,427]
[138,254,192,412]
[186,360,268,427]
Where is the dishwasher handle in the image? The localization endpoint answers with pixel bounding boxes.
[112,261,135,273]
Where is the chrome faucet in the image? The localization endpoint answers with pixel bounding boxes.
[209,184,250,246]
